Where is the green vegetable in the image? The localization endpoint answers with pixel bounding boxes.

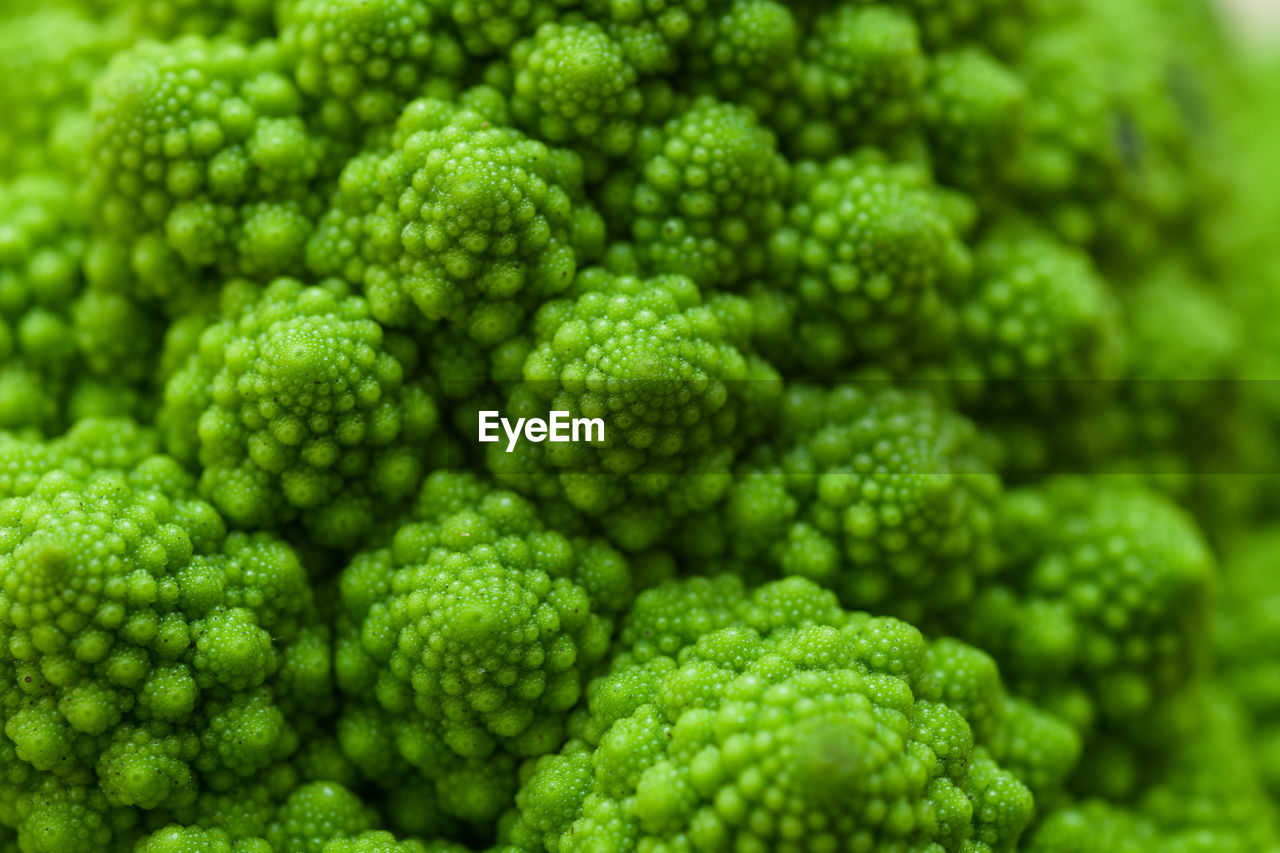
[160,277,441,544]
[307,94,604,342]
[333,472,631,829]
[3,0,1280,851]
[510,575,1075,852]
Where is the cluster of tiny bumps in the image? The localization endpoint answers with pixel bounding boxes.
[2,0,1280,850]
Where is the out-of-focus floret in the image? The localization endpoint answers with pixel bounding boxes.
[601,97,788,289]
[686,385,1002,627]
[968,479,1214,737]
[767,151,971,372]
[0,175,159,432]
[84,37,332,306]
[953,226,1126,414]
[278,0,465,132]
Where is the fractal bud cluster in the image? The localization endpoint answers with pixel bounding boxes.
[2,0,1280,851]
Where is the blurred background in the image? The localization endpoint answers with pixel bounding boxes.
[1221,0,1280,43]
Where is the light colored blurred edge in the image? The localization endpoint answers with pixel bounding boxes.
[1220,0,1280,47]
